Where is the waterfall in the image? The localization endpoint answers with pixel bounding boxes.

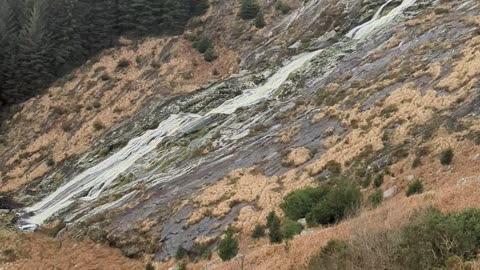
[347,0,417,39]
[19,49,323,230]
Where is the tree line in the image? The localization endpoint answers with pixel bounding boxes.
[0,0,209,107]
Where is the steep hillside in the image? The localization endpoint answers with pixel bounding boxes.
[1,0,480,269]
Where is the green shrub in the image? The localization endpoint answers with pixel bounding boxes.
[406,180,423,197]
[440,148,454,165]
[251,224,266,239]
[281,186,330,220]
[239,0,259,20]
[92,100,101,109]
[175,245,187,260]
[190,243,211,261]
[275,1,290,14]
[397,208,480,268]
[412,157,422,168]
[100,72,111,81]
[307,208,480,270]
[93,120,105,130]
[212,68,219,76]
[46,158,55,167]
[307,240,350,270]
[203,48,217,62]
[325,160,341,175]
[116,58,130,70]
[367,189,383,208]
[267,211,282,243]
[373,173,384,188]
[218,228,239,261]
[254,11,266,28]
[145,262,155,270]
[281,218,303,240]
[361,173,372,188]
[177,263,187,270]
[193,36,212,54]
[306,182,361,226]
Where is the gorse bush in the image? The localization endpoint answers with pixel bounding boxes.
[307,208,480,270]
[239,0,259,20]
[254,11,266,28]
[218,227,239,261]
[373,173,384,188]
[267,211,282,243]
[193,36,212,54]
[275,1,291,14]
[325,160,341,175]
[145,262,155,270]
[281,186,330,220]
[251,224,266,239]
[116,58,130,70]
[367,189,383,208]
[281,218,303,240]
[440,148,454,165]
[406,180,423,197]
[306,182,361,226]
[281,182,361,227]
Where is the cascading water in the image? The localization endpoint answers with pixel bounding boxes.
[19,50,323,230]
[19,0,417,231]
[347,0,417,39]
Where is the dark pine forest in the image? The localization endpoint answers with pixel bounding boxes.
[0,0,209,107]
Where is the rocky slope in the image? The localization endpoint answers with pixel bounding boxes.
[1,0,480,269]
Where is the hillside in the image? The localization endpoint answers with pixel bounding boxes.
[1,0,480,269]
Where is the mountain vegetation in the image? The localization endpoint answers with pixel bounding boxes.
[0,0,209,107]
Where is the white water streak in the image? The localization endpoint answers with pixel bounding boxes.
[347,0,417,39]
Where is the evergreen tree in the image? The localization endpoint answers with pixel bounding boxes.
[0,0,209,107]
[254,10,265,28]
[239,0,259,20]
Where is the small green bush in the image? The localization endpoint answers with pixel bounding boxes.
[251,224,266,239]
[175,245,187,260]
[254,11,266,28]
[267,211,282,243]
[307,240,350,270]
[177,263,187,270]
[92,100,101,109]
[440,148,454,165]
[367,189,383,208]
[100,72,111,81]
[306,182,361,226]
[46,158,55,167]
[307,208,480,270]
[325,160,341,175]
[93,120,105,130]
[193,36,212,54]
[373,173,384,188]
[281,218,303,240]
[218,227,239,261]
[412,157,422,168]
[281,186,330,220]
[239,0,259,20]
[275,1,290,14]
[406,180,424,197]
[397,208,480,268]
[116,58,130,70]
[145,262,155,270]
[190,243,211,261]
[361,173,372,188]
[203,48,217,62]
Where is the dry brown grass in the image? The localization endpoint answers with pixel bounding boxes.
[0,229,143,270]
